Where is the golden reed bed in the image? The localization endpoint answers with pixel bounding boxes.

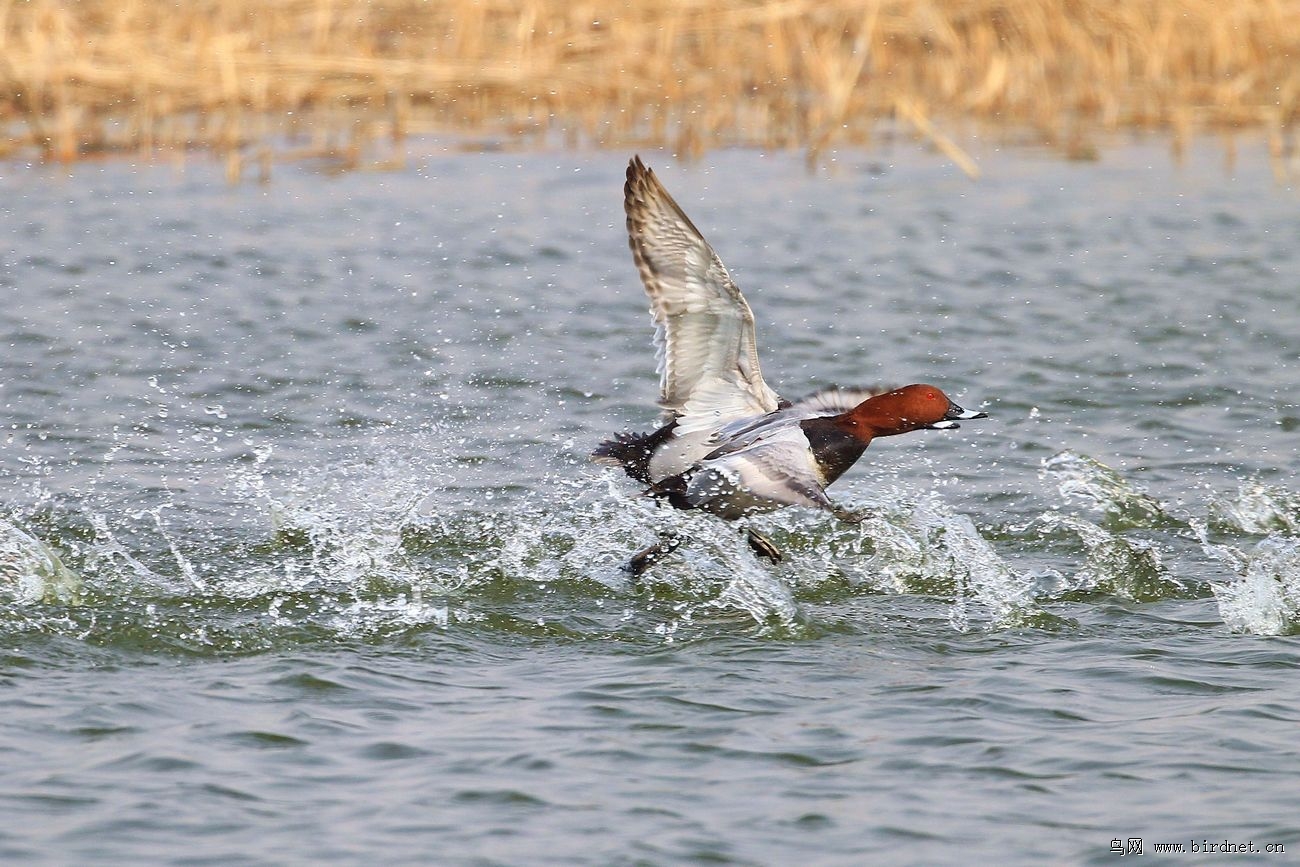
[2,0,1299,179]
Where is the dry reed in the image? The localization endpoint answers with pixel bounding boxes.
[2,0,1299,179]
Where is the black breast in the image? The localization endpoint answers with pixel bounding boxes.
[799,417,869,486]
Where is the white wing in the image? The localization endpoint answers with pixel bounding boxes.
[624,157,781,431]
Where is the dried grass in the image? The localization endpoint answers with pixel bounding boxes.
[2,0,1298,178]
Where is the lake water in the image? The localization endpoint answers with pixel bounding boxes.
[3,140,1299,864]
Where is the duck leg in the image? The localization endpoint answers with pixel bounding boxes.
[622,532,683,577]
[832,505,868,524]
[745,528,783,563]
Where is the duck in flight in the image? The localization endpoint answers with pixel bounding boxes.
[594,157,986,573]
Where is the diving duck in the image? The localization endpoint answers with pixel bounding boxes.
[594,157,986,572]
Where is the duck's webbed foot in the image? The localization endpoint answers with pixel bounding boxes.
[745,528,783,563]
[832,505,868,524]
[622,532,683,578]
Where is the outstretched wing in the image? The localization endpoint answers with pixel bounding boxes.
[624,156,780,432]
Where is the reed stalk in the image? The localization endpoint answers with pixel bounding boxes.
[1,0,1297,177]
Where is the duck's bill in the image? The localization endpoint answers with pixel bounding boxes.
[926,402,989,430]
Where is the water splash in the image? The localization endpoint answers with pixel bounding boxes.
[0,516,82,604]
[488,474,804,628]
[17,433,1218,643]
[1041,450,1166,528]
[1208,481,1300,535]
[226,439,440,599]
[331,594,452,638]
[477,473,655,591]
[711,557,801,626]
[1209,536,1300,636]
[227,451,806,636]
[778,494,1045,631]
[81,511,168,584]
[1036,512,1186,602]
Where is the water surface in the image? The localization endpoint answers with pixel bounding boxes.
[2,141,1299,864]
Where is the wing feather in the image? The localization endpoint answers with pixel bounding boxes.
[624,157,780,427]
[710,385,892,444]
[784,386,891,416]
[686,427,834,517]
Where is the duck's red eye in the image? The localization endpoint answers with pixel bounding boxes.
[926,392,938,400]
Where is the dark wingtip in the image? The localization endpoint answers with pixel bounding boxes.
[626,156,653,215]
[627,155,650,184]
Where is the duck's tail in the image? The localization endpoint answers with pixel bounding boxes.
[594,427,697,512]
[591,431,658,485]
